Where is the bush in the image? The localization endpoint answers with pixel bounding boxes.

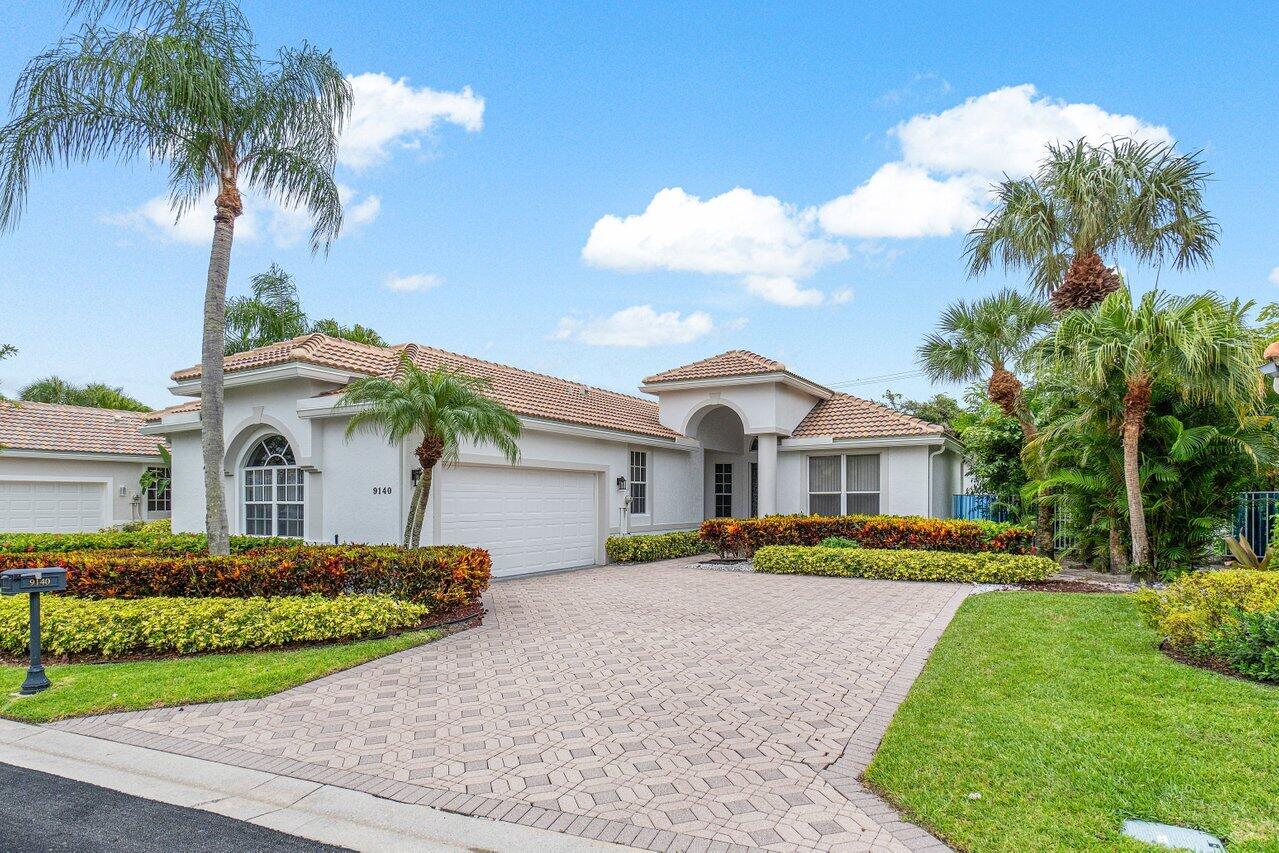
[0,530,294,554]
[1135,569,1279,649]
[606,530,710,563]
[0,545,491,610]
[753,545,1056,584]
[1208,610,1279,683]
[699,515,1035,557]
[0,594,427,659]
[819,536,860,549]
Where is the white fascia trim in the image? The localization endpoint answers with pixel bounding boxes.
[140,412,201,435]
[295,397,697,451]
[781,434,960,451]
[168,363,359,397]
[639,372,833,400]
[0,449,161,463]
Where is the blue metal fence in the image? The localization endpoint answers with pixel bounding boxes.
[1235,492,1279,558]
[951,494,1013,523]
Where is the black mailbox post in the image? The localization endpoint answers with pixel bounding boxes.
[1,567,67,695]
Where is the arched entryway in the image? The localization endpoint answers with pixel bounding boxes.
[690,405,761,519]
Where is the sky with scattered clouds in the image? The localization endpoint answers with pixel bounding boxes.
[2,2,1276,407]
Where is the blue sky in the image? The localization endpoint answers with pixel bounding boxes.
[2,1,1277,409]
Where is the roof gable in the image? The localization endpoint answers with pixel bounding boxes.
[791,393,947,440]
[642,350,787,384]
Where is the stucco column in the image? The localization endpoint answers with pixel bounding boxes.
[757,433,778,516]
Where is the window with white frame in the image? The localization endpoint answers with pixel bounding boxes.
[714,463,733,517]
[243,435,304,537]
[808,453,881,516]
[145,467,171,513]
[628,450,648,515]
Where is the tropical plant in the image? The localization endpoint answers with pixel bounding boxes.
[225,264,386,354]
[966,138,1218,312]
[139,445,172,497]
[0,0,351,554]
[952,388,1030,524]
[338,357,521,548]
[882,391,962,430]
[1223,534,1275,571]
[918,288,1054,552]
[20,375,150,411]
[1039,288,1264,569]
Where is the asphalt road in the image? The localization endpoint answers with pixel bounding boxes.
[0,762,348,852]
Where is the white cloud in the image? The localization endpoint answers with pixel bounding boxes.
[582,187,849,306]
[340,185,382,227]
[821,84,1173,239]
[1270,267,1279,286]
[384,271,443,292]
[553,304,715,347]
[341,72,484,170]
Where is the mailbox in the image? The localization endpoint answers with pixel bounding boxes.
[1,567,68,595]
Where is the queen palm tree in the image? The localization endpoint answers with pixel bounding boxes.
[21,375,150,411]
[965,138,1217,313]
[338,357,522,548]
[226,264,387,355]
[0,0,350,554]
[918,288,1055,553]
[1044,288,1262,568]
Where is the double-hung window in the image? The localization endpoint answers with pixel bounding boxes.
[629,450,648,515]
[145,467,171,514]
[807,453,881,516]
[243,435,305,538]
[713,463,733,517]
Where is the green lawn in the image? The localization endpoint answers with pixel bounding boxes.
[866,592,1279,853]
[0,629,443,723]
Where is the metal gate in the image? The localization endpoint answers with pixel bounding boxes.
[1235,492,1279,558]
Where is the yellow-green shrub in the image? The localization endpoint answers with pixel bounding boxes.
[1135,569,1279,649]
[0,594,427,659]
[753,545,1055,584]
[606,531,709,563]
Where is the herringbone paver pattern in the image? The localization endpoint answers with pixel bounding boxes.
[58,559,967,851]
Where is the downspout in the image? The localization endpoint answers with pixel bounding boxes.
[927,445,946,519]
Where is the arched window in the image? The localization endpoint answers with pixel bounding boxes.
[243,435,304,537]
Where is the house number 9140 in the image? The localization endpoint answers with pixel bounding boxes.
[372,486,392,495]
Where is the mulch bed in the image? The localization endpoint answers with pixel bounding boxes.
[1157,640,1274,686]
[1018,580,1128,593]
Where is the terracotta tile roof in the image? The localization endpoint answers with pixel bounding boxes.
[0,401,164,457]
[1265,341,1279,360]
[165,335,678,440]
[791,393,947,440]
[642,350,787,384]
[143,400,201,423]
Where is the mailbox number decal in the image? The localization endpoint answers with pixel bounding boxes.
[372,486,392,495]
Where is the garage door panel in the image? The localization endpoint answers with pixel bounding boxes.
[439,466,597,577]
[0,481,107,533]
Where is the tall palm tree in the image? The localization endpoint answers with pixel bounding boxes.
[226,264,387,354]
[21,375,150,411]
[918,289,1055,553]
[310,319,386,348]
[1044,288,1262,568]
[338,357,522,548]
[966,138,1217,313]
[0,0,350,554]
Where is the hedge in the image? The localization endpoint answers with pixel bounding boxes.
[0,545,491,610]
[0,530,295,554]
[753,545,1056,584]
[699,514,1034,557]
[1135,569,1279,650]
[606,530,710,563]
[0,594,427,659]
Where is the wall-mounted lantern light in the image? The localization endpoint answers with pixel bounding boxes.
[616,476,627,492]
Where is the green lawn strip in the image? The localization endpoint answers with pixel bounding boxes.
[865,592,1279,853]
[0,629,443,724]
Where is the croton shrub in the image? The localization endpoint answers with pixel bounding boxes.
[699,514,1034,558]
[754,545,1055,584]
[0,545,491,611]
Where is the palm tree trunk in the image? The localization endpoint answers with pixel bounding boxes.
[1122,379,1152,569]
[1108,517,1129,573]
[1016,409,1055,558]
[403,470,426,548]
[201,199,237,555]
[410,466,433,547]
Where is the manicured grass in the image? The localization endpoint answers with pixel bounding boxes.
[0,629,443,724]
[866,593,1279,853]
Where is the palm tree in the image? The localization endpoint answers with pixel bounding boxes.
[338,357,522,548]
[226,264,387,354]
[310,319,386,348]
[21,375,150,411]
[918,288,1055,553]
[966,138,1218,313]
[1043,288,1262,568]
[0,0,350,554]
[0,344,14,403]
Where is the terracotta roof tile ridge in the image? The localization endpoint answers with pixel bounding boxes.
[2,399,149,418]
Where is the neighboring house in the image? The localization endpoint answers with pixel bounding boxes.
[0,401,170,532]
[147,335,961,576]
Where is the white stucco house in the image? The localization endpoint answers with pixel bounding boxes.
[145,335,962,577]
[0,401,170,532]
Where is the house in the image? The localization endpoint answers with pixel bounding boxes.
[0,401,170,532]
[146,335,962,576]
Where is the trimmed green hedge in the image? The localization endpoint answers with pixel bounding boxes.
[606,530,710,563]
[0,594,427,659]
[0,530,294,554]
[753,545,1056,584]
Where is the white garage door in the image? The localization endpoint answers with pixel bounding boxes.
[439,466,598,577]
[0,481,107,533]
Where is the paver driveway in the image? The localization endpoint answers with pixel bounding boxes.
[59,559,970,852]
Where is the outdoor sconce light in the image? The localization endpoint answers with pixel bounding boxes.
[616,476,627,492]
[1,566,68,694]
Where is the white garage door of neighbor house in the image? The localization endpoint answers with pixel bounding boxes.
[0,481,107,533]
[439,466,598,577]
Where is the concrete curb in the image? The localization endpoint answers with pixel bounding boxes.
[0,718,622,852]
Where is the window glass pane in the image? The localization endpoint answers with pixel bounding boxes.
[845,493,880,515]
[629,451,647,514]
[630,483,647,515]
[810,494,842,516]
[714,463,733,517]
[277,504,304,538]
[245,503,272,536]
[846,454,880,492]
[808,456,840,493]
